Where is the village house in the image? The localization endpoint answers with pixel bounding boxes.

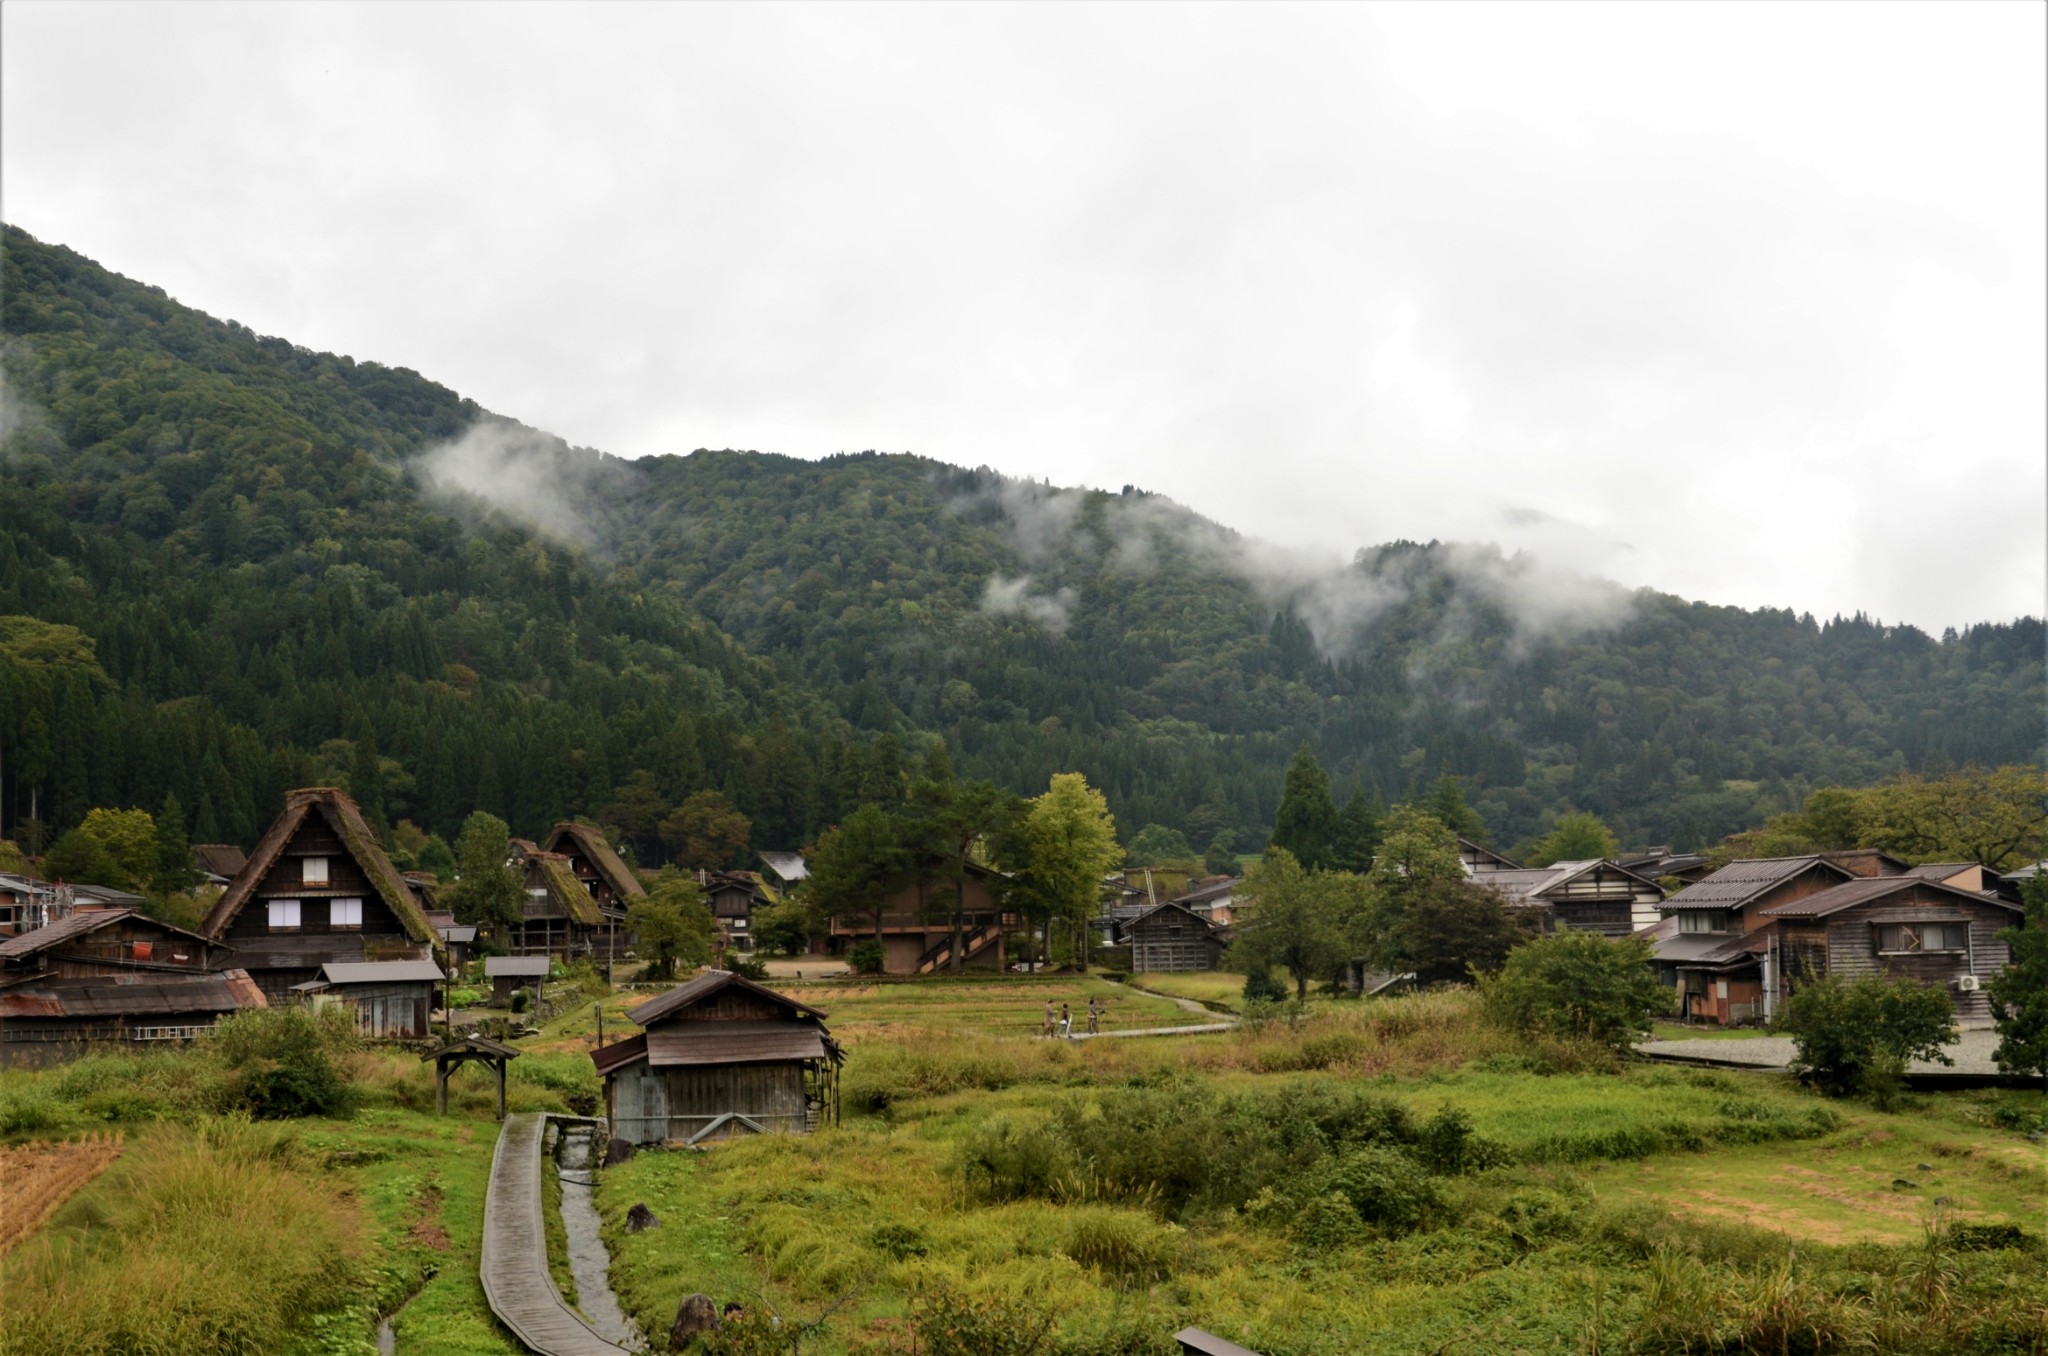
[1124,900,1228,973]
[423,910,478,969]
[826,859,1013,974]
[542,821,644,914]
[200,787,442,1002]
[0,872,65,936]
[1616,847,1713,887]
[756,850,809,894]
[700,870,776,955]
[1477,859,1667,936]
[1171,876,1240,926]
[190,843,249,886]
[0,907,261,1067]
[592,968,841,1145]
[1755,875,2021,1027]
[506,849,611,959]
[1648,855,1859,1024]
[1459,838,1522,877]
[291,958,445,1040]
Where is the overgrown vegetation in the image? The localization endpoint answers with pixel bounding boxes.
[1776,972,1959,1109]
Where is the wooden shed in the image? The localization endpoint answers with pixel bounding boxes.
[592,970,840,1146]
[201,787,442,1002]
[1125,901,1227,973]
[486,954,551,1006]
[0,968,266,1068]
[294,959,445,1040]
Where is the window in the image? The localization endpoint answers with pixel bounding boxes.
[302,857,329,886]
[267,900,301,931]
[330,898,362,930]
[1877,922,1969,953]
[1678,910,1731,935]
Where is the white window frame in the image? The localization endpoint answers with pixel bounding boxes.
[330,898,363,931]
[267,899,302,931]
[302,857,329,886]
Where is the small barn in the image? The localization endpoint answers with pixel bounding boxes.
[1126,901,1227,973]
[592,970,841,1146]
[486,954,551,1006]
[0,969,266,1068]
[507,851,608,959]
[294,959,445,1039]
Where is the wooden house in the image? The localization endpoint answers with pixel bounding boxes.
[507,850,611,959]
[1172,876,1240,926]
[0,872,65,936]
[1459,838,1522,877]
[1125,901,1228,973]
[0,910,261,1066]
[1478,860,1666,936]
[542,822,644,913]
[757,851,809,893]
[423,910,478,969]
[191,843,249,885]
[1616,847,1712,887]
[825,860,1013,974]
[486,954,551,1006]
[701,870,776,954]
[293,959,444,1040]
[1756,876,2022,1026]
[200,787,441,1003]
[1649,856,1857,1024]
[591,969,841,1146]
[1818,849,1910,878]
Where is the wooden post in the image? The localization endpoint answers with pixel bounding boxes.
[436,1059,448,1116]
[495,1058,506,1121]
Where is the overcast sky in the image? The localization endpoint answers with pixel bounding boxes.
[5,2,2042,631]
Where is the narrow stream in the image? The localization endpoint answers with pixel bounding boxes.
[556,1122,642,1350]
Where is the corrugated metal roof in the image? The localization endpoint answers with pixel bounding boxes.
[757,851,810,882]
[1757,876,2022,919]
[486,956,552,977]
[626,968,828,1028]
[1651,933,1747,965]
[1904,863,1977,880]
[0,907,137,958]
[0,974,253,1017]
[591,1033,647,1076]
[1661,857,1849,910]
[321,960,446,984]
[1477,867,1570,903]
[439,925,479,944]
[645,1020,829,1067]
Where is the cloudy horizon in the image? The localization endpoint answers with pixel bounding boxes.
[4,1,2042,632]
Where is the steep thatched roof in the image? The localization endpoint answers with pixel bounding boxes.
[200,788,441,953]
[530,852,603,926]
[544,822,644,900]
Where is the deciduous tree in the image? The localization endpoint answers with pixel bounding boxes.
[1227,848,1358,1001]
[1525,811,1619,868]
[660,790,752,870]
[1989,874,2048,1089]
[628,871,716,980]
[447,811,524,930]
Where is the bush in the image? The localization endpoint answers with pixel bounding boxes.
[1775,972,1957,1107]
[1060,1206,1181,1286]
[723,952,771,981]
[1243,968,1289,1004]
[210,1005,359,1119]
[907,1289,1055,1356]
[1477,930,1667,1053]
[1301,1145,1441,1234]
[957,1117,1077,1202]
[850,940,886,975]
[509,987,531,1014]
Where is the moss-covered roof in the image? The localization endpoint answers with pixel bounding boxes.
[544,822,644,900]
[532,852,604,927]
[200,788,442,954]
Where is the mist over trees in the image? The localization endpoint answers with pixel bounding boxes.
[2,225,2043,870]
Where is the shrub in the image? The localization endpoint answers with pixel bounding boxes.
[850,939,886,975]
[1243,968,1289,1003]
[210,1004,360,1119]
[956,1116,1077,1203]
[724,952,771,981]
[1060,1206,1181,1286]
[907,1289,1055,1356]
[1302,1145,1441,1234]
[509,987,531,1014]
[1775,972,1957,1107]
[1477,930,1667,1054]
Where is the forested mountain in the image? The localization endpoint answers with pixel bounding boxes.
[2,224,2041,862]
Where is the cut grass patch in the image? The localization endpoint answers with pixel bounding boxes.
[1125,970,1247,1013]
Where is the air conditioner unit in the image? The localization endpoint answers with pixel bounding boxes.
[1956,974,1980,992]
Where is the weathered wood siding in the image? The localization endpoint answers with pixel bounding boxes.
[1129,911,1221,973]
[223,818,410,942]
[1739,870,1844,933]
[324,981,433,1039]
[609,1060,808,1144]
[1544,864,1665,936]
[1821,892,2014,1025]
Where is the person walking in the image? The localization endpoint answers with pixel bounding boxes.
[1087,996,1101,1034]
[1058,1002,1072,1038]
[1042,999,1056,1038]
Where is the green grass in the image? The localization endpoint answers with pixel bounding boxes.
[788,974,1196,1037]
[1124,970,1247,1013]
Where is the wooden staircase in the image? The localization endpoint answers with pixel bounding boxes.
[915,921,1001,974]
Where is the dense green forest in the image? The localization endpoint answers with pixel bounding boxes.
[2,224,2041,863]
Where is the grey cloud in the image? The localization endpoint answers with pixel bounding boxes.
[413,419,621,551]
[980,573,1075,634]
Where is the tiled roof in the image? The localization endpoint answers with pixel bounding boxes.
[1757,876,2023,919]
[1662,857,1850,910]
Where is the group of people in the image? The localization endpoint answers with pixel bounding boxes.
[1041,997,1102,1038]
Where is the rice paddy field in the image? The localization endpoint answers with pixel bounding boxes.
[4,972,2045,1355]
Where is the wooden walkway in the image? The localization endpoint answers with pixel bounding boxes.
[481,1114,636,1356]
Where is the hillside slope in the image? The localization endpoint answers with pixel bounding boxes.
[2,224,2040,856]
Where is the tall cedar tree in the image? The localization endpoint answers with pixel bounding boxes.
[447,811,524,930]
[1269,744,1339,871]
[1331,789,1383,874]
[807,803,908,943]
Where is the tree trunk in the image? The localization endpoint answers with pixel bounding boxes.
[949,861,966,973]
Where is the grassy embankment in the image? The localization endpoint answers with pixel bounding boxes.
[0,1026,607,1355]
[596,982,2048,1356]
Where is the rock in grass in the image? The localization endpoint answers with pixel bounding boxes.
[626,1202,660,1233]
[604,1137,635,1167]
[671,1293,719,1347]
[1892,1178,1919,1190]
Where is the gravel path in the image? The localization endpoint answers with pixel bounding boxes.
[1637,1029,2006,1075]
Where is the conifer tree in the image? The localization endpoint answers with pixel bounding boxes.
[1268,743,1339,871]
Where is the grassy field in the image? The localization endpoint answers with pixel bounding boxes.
[778,973,1197,1038]
[1124,969,1248,1012]
[1649,1021,1770,1041]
